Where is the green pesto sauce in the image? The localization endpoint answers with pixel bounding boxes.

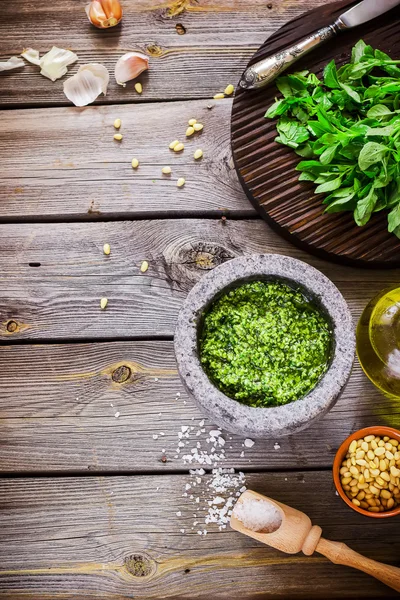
[199,280,332,408]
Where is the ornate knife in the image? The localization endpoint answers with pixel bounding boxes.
[240,0,400,90]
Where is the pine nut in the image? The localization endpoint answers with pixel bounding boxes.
[188,119,197,126]
[140,261,149,273]
[387,498,395,509]
[213,93,225,99]
[194,148,203,160]
[381,489,391,499]
[193,123,203,132]
[352,498,361,506]
[134,82,143,94]
[162,166,172,174]
[186,127,195,137]
[131,158,139,168]
[103,243,111,255]
[349,440,357,453]
[224,84,235,95]
[375,447,385,456]
[100,297,108,309]
[113,118,121,129]
[364,435,375,442]
[169,140,180,150]
[114,133,123,141]
[174,143,184,152]
[361,442,369,452]
[177,177,186,188]
[368,506,380,512]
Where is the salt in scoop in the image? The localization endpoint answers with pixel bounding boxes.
[230,490,400,592]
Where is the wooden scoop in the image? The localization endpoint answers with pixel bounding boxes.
[230,490,400,592]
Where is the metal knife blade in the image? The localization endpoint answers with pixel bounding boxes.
[339,0,400,29]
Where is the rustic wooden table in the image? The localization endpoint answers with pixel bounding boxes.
[0,1,399,598]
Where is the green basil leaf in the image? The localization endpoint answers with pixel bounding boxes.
[388,203,400,232]
[320,144,339,165]
[358,142,388,171]
[315,176,343,194]
[354,189,378,226]
[366,104,393,118]
[323,60,340,89]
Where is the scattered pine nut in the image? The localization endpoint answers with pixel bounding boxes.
[188,118,197,126]
[103,243,111,255]
[140,260,149,273]
[173,142,184,152]
[169,140,180,150]
[114,133,123,141]
[135,82,143,94]
[213,93,225,99]
[162,166,172,174]
[194,148,203,160]
[186,126,195,137]
[100,298,108,310]
[193,123,203,132]
[177,177,185,188]
[113,118,121,129]
[131,158,139,168]
[224,84,234,95]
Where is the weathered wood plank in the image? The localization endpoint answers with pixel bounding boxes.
[0,340,399,473]
[0,219,399,341]
[0,100,251,219]
[0,0,328,107]
[0,472,398,599]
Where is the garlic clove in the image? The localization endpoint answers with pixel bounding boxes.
[21,48,41,66]
[114,51,149,87]
[0,56,25,71]
[86,0,123,29]
[39,46,78,81]
[63,64,109,106]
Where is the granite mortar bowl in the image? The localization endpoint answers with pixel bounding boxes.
[174,254,355,438]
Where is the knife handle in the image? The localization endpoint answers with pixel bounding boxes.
[240,20,344,90]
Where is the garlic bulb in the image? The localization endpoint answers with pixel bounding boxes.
[114,52,149,87]
[0,56,25,72]
[40,46,78,81]
[63,63,109,107]
[86,0,122,28]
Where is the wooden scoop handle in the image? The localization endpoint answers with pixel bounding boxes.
[317,538,400,592]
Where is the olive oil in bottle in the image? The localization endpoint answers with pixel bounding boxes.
[357,286,400,397]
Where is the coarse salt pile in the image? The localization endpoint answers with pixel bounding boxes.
[233,497,282,533]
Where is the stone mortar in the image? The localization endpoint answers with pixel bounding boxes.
[174,254,355,438]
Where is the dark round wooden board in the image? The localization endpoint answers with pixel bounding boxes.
[231,0,400,268]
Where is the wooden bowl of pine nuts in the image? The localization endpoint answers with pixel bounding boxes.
[333,426,400,518]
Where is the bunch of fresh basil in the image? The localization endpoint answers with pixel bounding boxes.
[265,40,400,238]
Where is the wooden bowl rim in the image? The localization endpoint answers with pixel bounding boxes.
[333,426,400,518]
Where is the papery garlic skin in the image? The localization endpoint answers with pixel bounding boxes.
[86,0,123,28]
[63,63,109,106]
[114,51,149,87]
[40,46,78,81]
[21,48,40,66]
[0,56,25,72]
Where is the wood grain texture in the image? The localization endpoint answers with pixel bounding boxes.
[231,0,400,267]
[0,219,400,341]
[0,472,398,599]
[0,100,250,220]
[1,341,399,473]
[0,0,328,107]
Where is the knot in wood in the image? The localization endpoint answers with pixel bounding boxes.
[112,365,131,383]
[124,553,156,578]
[175,23,186,35]
[163,241,236,292]
[146,43,163,57]
[6,320,18,333]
